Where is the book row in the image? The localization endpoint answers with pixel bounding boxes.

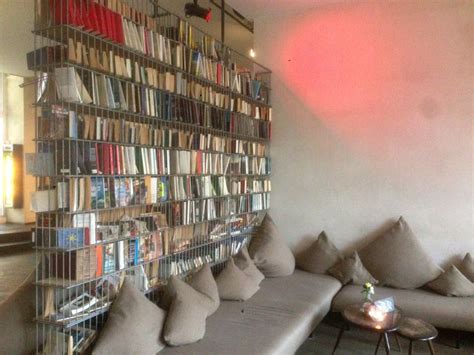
[39,106,270,153]
[41,229,248,283]
[36,212,258,255]
[51,66,271,120]
[41,0,269,101]
[34,141,271,176]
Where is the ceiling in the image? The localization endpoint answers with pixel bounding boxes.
[226,0,340,19]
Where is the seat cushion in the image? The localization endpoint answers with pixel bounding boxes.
[160,270,342,355]
[332,284,474,332]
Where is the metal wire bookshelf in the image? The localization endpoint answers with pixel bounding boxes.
[32,0,271,353]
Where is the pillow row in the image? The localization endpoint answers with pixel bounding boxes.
[295,216,474,297]
[93,246,265,354]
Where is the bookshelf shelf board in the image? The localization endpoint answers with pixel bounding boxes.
[33,25,272,106]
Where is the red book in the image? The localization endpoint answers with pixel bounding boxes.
[86,0,100,33]
[84,227,90,245]
[95,3,107,38]
[216,63,222,85]
[73,0,85,28]
[95,245,103,277]
[116,145,121,175]
[196,151,202,175]
[115,13,125,44]
[109,144,115,175]
[102,143,110,174]
[49,0,77,25]
[156,149,162,175]
[95,143,101,174]
[104,7,115,41]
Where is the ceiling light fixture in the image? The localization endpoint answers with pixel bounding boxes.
[185,0,212,22]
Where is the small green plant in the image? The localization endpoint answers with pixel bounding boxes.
[361,282,375,302]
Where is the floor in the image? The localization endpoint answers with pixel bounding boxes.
[1,251,473,354]
[0,249,36,303]
[297,321,474,355]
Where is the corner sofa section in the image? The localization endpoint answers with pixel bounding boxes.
[161,270,342,355]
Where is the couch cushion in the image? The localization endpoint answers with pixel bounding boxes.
[93,279,167,355]
[234,246,265,284]
[328,251,378,286]
[163,278,209,346]
[332,284,474,332]
[426,265,474,297]
[296,231,342,274]
[359,217,442,289]
[249,214,295,277]
[160,270,342,355]
[216,258,260,301]
[459,253,474,282]
[0,270,36,355]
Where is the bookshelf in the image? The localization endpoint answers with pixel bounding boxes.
[31,0,271,353]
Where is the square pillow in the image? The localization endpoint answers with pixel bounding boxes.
[296,231,342,274]
[426,265,474,297]
[163,276,209,346]
[328,251,378,285]
[234,246,265,284]
[359,217,442,289]
[160,264,219,316]
[93,279,166,355]
[459,253,474,282]
[248,214,295,277]
[215,258,260,301]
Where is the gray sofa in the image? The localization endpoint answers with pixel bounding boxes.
[331,284,474,333]
[161,270,342,355]
[2,268,473,355]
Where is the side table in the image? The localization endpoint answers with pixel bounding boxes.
[396,317,438,355]
[332,304,402,354]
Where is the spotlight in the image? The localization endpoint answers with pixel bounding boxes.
[185,0,212,22]
[249,49,256,58]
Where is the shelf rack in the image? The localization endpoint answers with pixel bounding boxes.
[32,1,271,353]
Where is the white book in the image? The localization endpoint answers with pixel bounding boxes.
[54,67,82,103]
[30,189,57,212]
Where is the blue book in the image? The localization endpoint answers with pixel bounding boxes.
[91,177,105,209]
[38,227,85,249]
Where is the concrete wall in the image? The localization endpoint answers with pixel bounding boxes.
[254,0,473,267]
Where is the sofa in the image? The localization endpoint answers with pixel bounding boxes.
[1,266,474,355]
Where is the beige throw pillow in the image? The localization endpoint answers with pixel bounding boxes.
[93,279,167,355]
[359,217,442,289]
[296,231,342,274]
[249,214,295,277]
[459,253,474,282]
[426,265,474,297]
[160,264,219,316]
[234,246,265,284]
[216,258,260,301]
[163,276,209,346]
[328,251,378,285]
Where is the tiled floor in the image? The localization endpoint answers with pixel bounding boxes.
[1,251,473,354]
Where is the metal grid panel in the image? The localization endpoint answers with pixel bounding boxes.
[31,0,271,353]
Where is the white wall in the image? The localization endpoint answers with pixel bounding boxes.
[254,1,473,267]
